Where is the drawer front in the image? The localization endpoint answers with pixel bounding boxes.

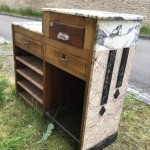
[49,21,85,48]
[45,45,87,76]
[15,33,43,56]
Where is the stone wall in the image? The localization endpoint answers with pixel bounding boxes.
[0,0,149,24]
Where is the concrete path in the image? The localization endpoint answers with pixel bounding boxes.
[129,39,150,94]
[0,14,36,41]
[0,14,150,103]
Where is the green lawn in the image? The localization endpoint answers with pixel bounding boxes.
[0,43,149,150]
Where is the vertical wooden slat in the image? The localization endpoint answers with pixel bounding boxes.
[84,18,97,50]
[43,61,52,112]
[43,11,51,37]
[79,19,97,150]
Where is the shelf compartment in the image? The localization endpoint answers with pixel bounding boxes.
[19,91,34,107]
[16,68,43,90]
[17,80,43,104]
[16,56,43,76]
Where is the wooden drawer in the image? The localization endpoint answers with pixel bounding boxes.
[49,21,85,48]
[45,45,87,77]
[15,33,43,57]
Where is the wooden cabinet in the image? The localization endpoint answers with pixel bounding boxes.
[13,9,142,150]
[12,14,94,148]
[13,26,44,107]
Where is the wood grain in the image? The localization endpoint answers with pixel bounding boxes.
[16,56,43,76]
[15,33,43,57]
[49,21,85,48]
[16,68,43,90]
[17,80,43,104]
[45,45,87,77]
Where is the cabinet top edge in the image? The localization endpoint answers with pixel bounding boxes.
[42,8,145,21]
[12,22,43,34]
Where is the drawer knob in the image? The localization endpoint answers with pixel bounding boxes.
[23,40,30,45]
[59,53,68,62]
[57,32,70,41]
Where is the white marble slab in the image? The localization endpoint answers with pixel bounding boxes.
[95,20,141,51]
[42,8,145,21]
[12,22,42,34]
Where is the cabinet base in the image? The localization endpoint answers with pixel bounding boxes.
[87,132,118,150]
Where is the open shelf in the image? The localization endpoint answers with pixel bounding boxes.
[16,56,43,76]
[19,91,34,107]
[16,68,43,90]
[17,80,43,104]
[45,65,85,144]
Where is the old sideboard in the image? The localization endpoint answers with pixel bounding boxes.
[12,8,144,150]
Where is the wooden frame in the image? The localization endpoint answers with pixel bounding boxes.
[12,12,97,150]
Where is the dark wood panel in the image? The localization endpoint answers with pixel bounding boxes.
[49,21,85,48]
[16,56,43,76]
[16,68,43,90]
[19,91,34,107]
[17,80,43,104]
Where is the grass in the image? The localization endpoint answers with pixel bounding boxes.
[105,95,150,150]
[140,25,150,35]
[0,43,77,150]
[0,5,42,18]
[0,42,150,149]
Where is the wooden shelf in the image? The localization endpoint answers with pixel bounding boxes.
[17,80,43,104]
[16,56,43,76]
[16,68,43,90]
[19,91,34,107]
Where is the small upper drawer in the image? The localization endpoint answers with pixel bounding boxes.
[49,21,85,48]
[45,45,87,79]
[15,33,43,57]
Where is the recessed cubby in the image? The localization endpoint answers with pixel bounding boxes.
[45,64,86,141]
[14,47,44,106]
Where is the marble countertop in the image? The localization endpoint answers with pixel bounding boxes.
[12,22,42,34]
[42,8,145,21]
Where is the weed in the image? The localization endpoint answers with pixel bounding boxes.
[0,5,42,18]
[122,110,134,120]
[140,25,150,35]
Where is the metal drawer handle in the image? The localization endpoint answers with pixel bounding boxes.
[57,32,70,41]
[59,53,68,62]
[23,40,30,45]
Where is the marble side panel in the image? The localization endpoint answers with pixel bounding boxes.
[81,47,136,150]
[95,20,141,51]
